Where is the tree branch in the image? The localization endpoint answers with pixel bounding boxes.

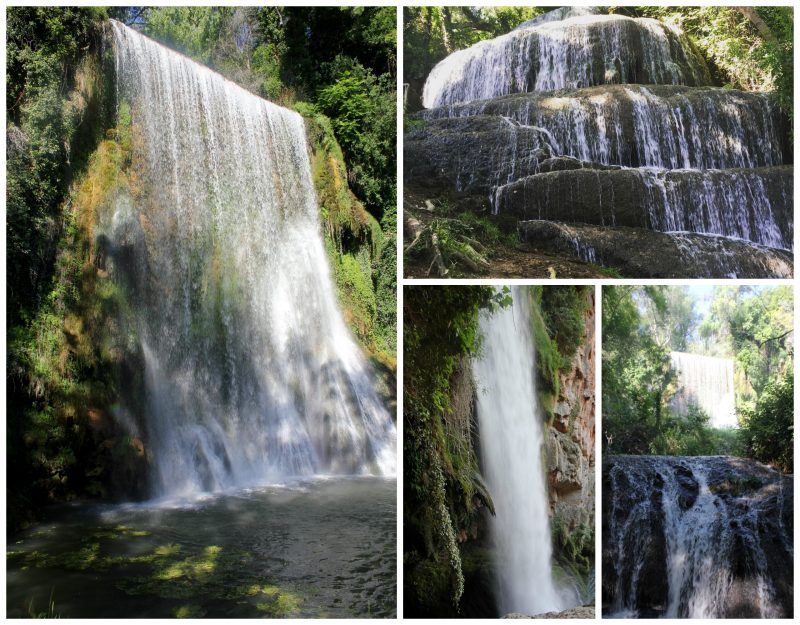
[757,328,792,347]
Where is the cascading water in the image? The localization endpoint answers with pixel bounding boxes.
[471,287,570,616]
[406,7,793,277]
[108,22,395,497]
[603,455,793,618]
[422,14,710,108]
[669,352,736,428]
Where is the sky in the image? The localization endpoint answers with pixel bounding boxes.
[686,285,714,319]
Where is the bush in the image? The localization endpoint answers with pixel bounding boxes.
[739,369,793,472]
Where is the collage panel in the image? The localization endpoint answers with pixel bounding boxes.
[403,285,596,618]
[601,285,794,618]
[403,5,792,279]
[6,4,397,618]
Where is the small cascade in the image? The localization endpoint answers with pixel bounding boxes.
[423,14,710,108]
[471,287,569,615]
[670,352,737,428]
[517,221,794,279]
[407,7,793,277]
[494,166,791,249]
[603,456,793,618]
[423,86,788,171]
[108,22,395,497]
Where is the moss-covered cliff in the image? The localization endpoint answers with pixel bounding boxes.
[299,105,397,409]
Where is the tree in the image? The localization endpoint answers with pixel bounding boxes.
[739,369,793,472]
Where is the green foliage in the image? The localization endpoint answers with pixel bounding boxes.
[316,62,396,218]
[631,6,793,118]
[403,6,545,108]
[552,518,594,575]
[403,286,501,614]
[528,288,562,419]
[457,211,520,247]
[7,114,145,530]
[603,285,793,467]
[540,286,593,366]
[411,217,492,276]
[6,6,109,321]
[373,206,398,356]
[739,369,793,472]
[530,286,592,421]
[698,286,793,404]
[303,109,395,364]
[142,7,230,65]
[602,286,685,455]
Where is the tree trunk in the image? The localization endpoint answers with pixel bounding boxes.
[734,7,778,43]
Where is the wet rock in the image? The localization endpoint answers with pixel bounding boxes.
[673,463,699,510]
[547,430,585,496]
[518,221,794,278]
[603,455,793,618]
[504,606,596,618]
[404,115,552,196]
[496,166,792,250]
[421,85,790,170]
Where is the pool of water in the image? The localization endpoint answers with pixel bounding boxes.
[7,477,396,618]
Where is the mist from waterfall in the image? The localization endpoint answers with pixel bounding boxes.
[472,287,573,615]
[108,21,395,498]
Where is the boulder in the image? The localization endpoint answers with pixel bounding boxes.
[496,166,792,250]
[518,221,794,278]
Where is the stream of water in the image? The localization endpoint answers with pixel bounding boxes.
[472,287,576,615]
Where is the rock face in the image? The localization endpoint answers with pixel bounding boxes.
[546,290,595,546]
[406,8,794,277]
[603,455,793,618]
[421,86,791,170]
[518,221,794,278]
[405,115,550,198]
[498,166,792,250]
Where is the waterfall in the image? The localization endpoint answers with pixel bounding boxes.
[422,14,710,108]
[471,287,567,615]
[493,166,792,249]
[604,456,793,618]
[408,8,793,277]
[422,86,788,171]
[670,352,736,428]
[107,22,395,497]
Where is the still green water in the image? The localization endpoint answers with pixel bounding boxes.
[7,477,396,618]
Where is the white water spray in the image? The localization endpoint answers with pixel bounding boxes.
[109,22,395,497]
[472,287,568,615]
